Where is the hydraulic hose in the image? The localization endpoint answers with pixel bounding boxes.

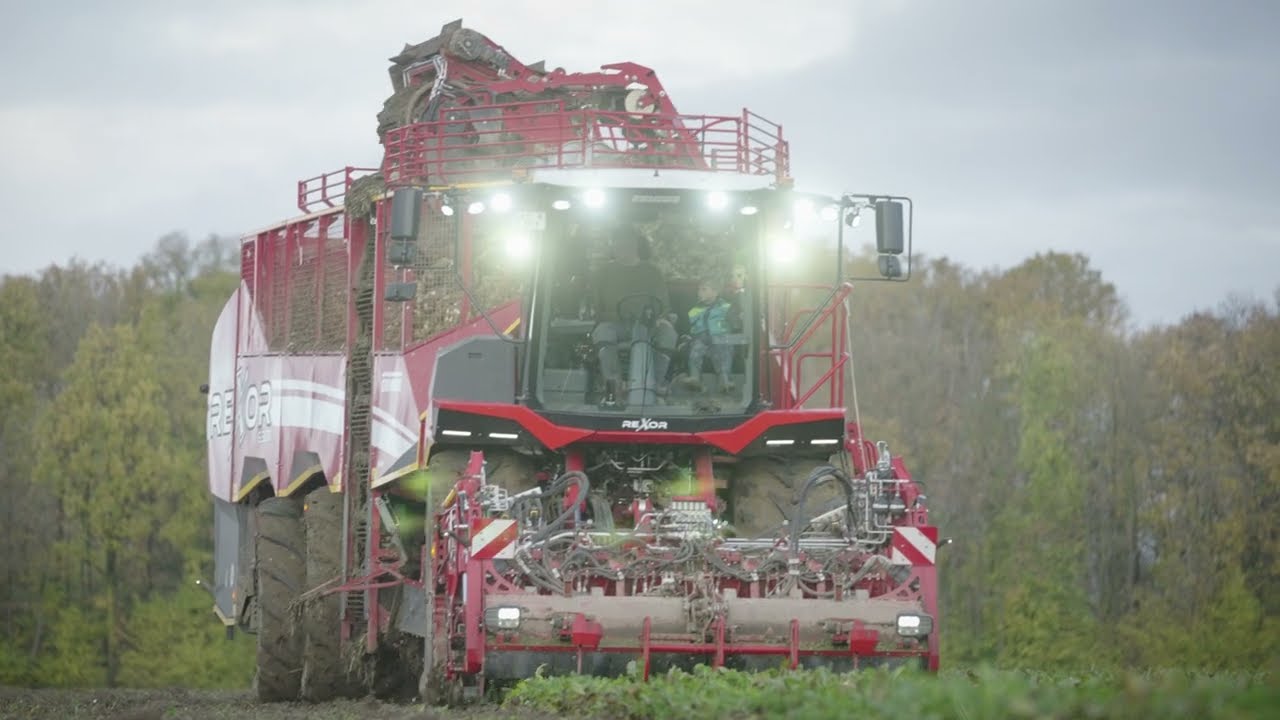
[788,465,857,554]
[530,471,590,544]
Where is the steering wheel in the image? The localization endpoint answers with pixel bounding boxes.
[614,292,665,324]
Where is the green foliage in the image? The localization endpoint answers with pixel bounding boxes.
[1125,564,1276,671]
[503,666,1280,720]
[36,322,172,560]
[0,277,56,666]
[117,584,255,689]
[987,330,1099,669]
[0,638,34,686]
[32,321,176,684]
[35,605,106,688]
[2,234,242,688]
[849,250,1279,671]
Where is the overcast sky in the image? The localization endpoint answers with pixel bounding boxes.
[1,0,1276,327]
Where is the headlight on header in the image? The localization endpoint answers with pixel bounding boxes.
[896,613,933,637]
[485,605,523,631]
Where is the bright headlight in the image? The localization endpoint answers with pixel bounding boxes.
[584,188,606,208]
[793,197,815,219]
[491,192,513,213]
[769,239,796,265]
[895,613,933,637]
[504,234,533,260]
[707,190,729,210]
[485,605,523,630]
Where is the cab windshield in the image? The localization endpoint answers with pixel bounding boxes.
[532,190,758,418]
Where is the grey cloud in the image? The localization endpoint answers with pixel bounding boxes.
[1,0,1276,325]
[680,0,1280,324]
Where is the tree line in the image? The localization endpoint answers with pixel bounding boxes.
[846,252,1278,669]
[0,234,253,687]
[0,236,1275,687]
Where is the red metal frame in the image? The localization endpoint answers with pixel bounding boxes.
[382,100,789,187]
[241,208,352,354]
[297,166,378,213]
[378,22,788,189]
[434,400,845,455]
[768,283,853,410]
[420,446,939,681]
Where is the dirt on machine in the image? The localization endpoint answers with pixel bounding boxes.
[203,18,937,704]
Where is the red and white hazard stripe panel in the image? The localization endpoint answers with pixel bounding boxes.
[470,518,517,560]
[890,526,938,566]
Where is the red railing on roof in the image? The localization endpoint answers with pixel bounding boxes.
[297,166,379,213]
[381,100,789,187]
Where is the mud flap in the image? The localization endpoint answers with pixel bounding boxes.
[212,496,252,628]
[396,584,429,637]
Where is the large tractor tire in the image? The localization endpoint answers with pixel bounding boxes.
[254,496,305,702]
[731,457,844,537]
[300,486,362,701]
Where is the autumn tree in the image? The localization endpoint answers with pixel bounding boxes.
[32,322,176,684]
[0,276,54,681]
[1118,302,1280,669]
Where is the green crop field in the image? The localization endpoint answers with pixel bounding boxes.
[503,666,1280,720]
[2,666,1276,719]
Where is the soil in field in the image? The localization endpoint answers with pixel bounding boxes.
[0,687,552,720]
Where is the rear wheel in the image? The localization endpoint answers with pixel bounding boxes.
[254,496,305,702]
[300,486,362,701]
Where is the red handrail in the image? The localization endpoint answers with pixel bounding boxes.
[297,166,379,213]
[381,100,788,187]
[768,283,852,410]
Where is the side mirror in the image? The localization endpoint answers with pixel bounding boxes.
[840,192,913,283]
[877,255,903,279]
[874,200,905,255]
